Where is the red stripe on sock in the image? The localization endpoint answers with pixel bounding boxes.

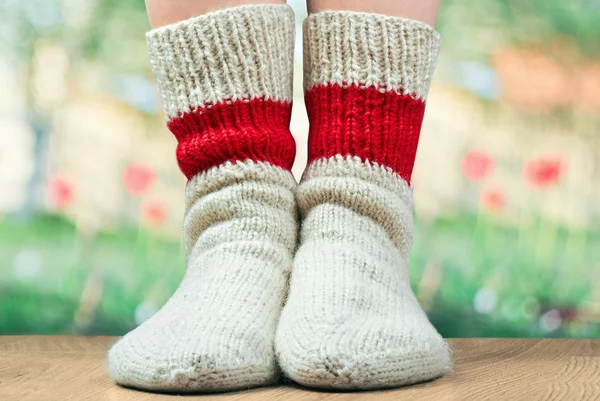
[168,98,296,179]
[305,84,426,183]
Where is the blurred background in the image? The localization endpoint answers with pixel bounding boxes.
[0,0,599,337]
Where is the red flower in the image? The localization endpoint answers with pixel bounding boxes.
[462,150,494,182]
[141,199,166,226]
[480,188,505,212]
[47,175,74,209]
[524,157,563,189]
[123,163,155,196]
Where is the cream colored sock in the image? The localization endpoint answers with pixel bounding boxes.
[275,11,452,390]
[108,5,297,392]
[276,157,451,389]
[109,161,297,392]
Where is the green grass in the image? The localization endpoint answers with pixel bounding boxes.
[1,213,598,337]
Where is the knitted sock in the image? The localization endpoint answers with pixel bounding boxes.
[108,5,297,392]
[275,11,451,390]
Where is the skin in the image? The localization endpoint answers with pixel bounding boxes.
[145,0,286,28]
[145,0,439,29]
[307,0,440,26]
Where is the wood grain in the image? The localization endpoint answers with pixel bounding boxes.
[0,337,598,401]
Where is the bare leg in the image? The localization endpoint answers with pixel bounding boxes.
[145,0,285,28]
[307,0,439,26]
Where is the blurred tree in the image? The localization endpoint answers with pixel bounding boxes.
[438,0,600,58]
[0,0,149,217]
[1,0,599,217]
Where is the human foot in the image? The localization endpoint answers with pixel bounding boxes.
[108,5,297,392]
[275,11,451,390]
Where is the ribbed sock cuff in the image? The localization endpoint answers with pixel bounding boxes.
[303,10,441,99]
[303,11,441,182]
[146,5,296,178]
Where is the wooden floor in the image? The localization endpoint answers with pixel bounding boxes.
[1,337,598,401]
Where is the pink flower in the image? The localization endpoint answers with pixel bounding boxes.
[123,163,155,196]
[480,188,504,212]
[524,157,563,188]
[462,150,494,182]
[47,175,74,209]
[141,199,166,226]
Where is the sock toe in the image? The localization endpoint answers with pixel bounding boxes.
[109,324,278,392]
[277,314,451,390]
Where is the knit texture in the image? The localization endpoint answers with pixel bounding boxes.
[303,10,440,182]
[275,11,451,390]
[109,161,297,392]
[147,4,296,178]
[108,5,298,392]
[303,11,440,100]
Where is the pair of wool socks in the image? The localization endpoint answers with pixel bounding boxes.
[108,4,451,392]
